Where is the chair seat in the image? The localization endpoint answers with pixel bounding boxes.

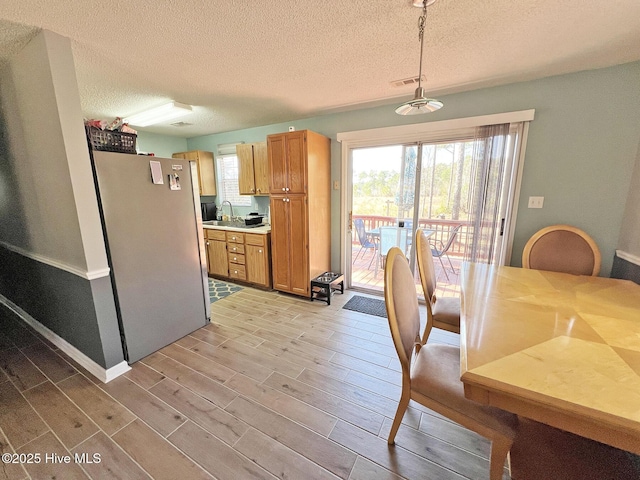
[411,344,518,439]
[432,297,460,329]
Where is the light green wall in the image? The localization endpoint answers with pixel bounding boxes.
[187,62,640,276]
[136,131,187,159]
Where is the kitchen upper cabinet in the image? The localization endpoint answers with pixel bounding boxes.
[268,131,306,194]
[237,142,269,195]
[267,130,330,297]
[173,150,216,196]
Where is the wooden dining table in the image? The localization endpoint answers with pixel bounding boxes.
[460,262,640,455]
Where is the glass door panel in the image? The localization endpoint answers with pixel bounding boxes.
[350,144,418,295]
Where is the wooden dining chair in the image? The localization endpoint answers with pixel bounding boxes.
[522,224,601,276]
[384,247,518,480]
[416,229,460,335]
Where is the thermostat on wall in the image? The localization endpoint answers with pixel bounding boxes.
[289,126,295,132]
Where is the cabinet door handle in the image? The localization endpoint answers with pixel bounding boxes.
[233,257,237,261]
[206,241,209,246]
[285,187,290,192]
[258,249,263,253]
[256,188,261,193]
[251,188,255,192]
[282,198,286,202]
[282,187,286,191]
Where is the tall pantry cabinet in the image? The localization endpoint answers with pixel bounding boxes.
[268,130,331,297]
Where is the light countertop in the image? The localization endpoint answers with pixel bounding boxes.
[203,224,271,234]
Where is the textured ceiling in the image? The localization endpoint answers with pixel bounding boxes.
[1,0,640,137]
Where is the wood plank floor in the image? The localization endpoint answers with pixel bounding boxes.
[0,287,504,480]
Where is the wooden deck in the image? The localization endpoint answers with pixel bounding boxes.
[351,245,462,298]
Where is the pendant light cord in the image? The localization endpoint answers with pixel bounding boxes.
[417,1,428,89]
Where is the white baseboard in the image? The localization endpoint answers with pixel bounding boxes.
[616,250,640,267]
[0,295,129,383]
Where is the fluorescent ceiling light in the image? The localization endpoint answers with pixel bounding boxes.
[125,102,193,127]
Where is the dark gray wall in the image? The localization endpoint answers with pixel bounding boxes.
[0,247,122,368]
[611,255,640,284]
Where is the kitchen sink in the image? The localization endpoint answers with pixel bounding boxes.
[203,220,265,229]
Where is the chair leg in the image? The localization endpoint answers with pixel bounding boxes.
[436,255,450,281]
[489,436,513,480]
[367,247,376,269]
[444,252,456,274]
[354,245,365,262]
[388,390,410,445]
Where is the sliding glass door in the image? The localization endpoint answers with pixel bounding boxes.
[347,122,526,297]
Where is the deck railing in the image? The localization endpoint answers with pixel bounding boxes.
[352,215,473,258]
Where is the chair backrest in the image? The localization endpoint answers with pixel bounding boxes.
[439,225,462,253]
[522,224,601,276]
[384,247,421,374]
[380,227,408,256]
[416,229,437,300]
[353,218,367,244]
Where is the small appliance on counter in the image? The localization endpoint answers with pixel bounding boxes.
[244,212,264,226]
[201,202,217,221]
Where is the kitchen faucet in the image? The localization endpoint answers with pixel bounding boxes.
[221,200,234,220]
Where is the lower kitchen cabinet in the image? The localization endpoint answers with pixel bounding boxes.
[227,231,246,281]
[245,234,271,286]
[204,229,271,288]
[205,230,228,277]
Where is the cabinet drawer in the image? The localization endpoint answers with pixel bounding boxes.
[228,253,246,265]
[206,229,227,241]
[227,244,245,255]
[228,264,246,280]
[226,232,244,244]
[245,233,266,247]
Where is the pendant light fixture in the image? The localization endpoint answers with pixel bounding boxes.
[396,0,443,115]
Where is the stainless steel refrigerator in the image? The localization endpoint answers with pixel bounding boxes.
[92,151,210,363]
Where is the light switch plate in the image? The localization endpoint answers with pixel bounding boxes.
[333,180,339,190]
[528,196,544,208]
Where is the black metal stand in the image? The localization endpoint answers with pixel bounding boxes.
[310,272,344,305]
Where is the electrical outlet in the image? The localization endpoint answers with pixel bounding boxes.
[528,196,544,208]
[333,180,339,190]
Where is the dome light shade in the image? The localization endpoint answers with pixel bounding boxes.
[395,87,443,115]
[396,0,442,115]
